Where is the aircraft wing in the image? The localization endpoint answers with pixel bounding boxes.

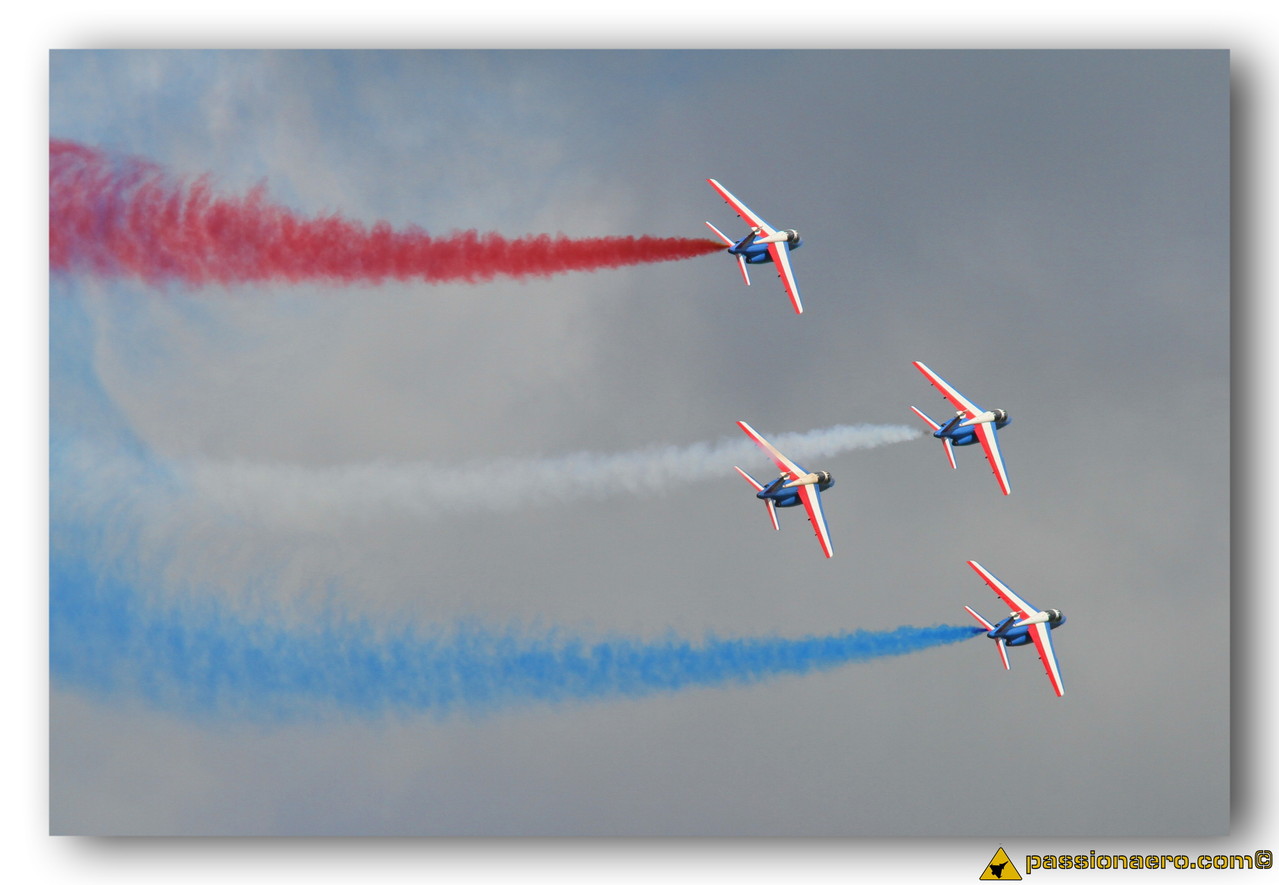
[766,241,804,314]
[966,560,1035,619]
[737,421,804,480]
[972,421,1012,496]
[969,560,1062,695]
[795,482,835,558]
[912,361,981,418]
[1028,621,1066,697]
[707,178,777,235]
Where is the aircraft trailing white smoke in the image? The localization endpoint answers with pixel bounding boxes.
[176,423,920,524]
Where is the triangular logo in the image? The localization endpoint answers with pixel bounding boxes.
[980,848,1022,880]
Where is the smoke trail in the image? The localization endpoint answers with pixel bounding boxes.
[52,554,981,721]
[149,423,921,524]
[52,425,922,599]
[49,139,723,287]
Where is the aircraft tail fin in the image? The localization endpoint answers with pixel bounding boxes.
[734,466,780,531]
[966,606,1011,671]
[911,406,956,469]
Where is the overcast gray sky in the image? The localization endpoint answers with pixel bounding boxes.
[49,49,1228,838]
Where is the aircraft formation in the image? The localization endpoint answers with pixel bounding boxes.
[708,179,1064,697]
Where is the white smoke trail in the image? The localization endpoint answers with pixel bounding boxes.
[180,423,921,525]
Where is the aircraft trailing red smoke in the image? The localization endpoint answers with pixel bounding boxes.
[49,139,723,287]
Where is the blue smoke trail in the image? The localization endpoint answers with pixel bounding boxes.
[49,291,981,722]
[52,553,982,721]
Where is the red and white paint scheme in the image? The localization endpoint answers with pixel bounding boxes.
[964,560,1065,698]
[733,420,835,558]
[910,361,1012,495]
[705,178,804,315]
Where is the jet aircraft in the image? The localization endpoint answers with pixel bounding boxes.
[964,560,1065,697]
[704,178,804,314]
[909,360,1012,495]
[733,420,835,558]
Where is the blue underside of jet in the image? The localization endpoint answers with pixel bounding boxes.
[730,236,802,264]
[987,613,1065,647]
[756,476,834,508]
[936,415,1011,447]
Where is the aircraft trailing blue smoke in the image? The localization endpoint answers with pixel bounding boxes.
[49,291,979,723]
[51,555,982,721]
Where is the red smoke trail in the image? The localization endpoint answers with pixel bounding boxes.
[49,139,723,287]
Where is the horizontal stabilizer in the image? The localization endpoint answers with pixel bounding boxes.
[909,405,942,431]
[966,607,1011,671]
[964,605,995,632]
[734,467,779,530]
[705,220,735,247]
[733,465,765,492]
[763,498,779,531]
[912,407,957,469]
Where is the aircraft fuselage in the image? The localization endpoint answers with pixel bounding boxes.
[756,474,833,508]
[935,414,1011,447]
[987,611,1065,647]
[729,234,803,265]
